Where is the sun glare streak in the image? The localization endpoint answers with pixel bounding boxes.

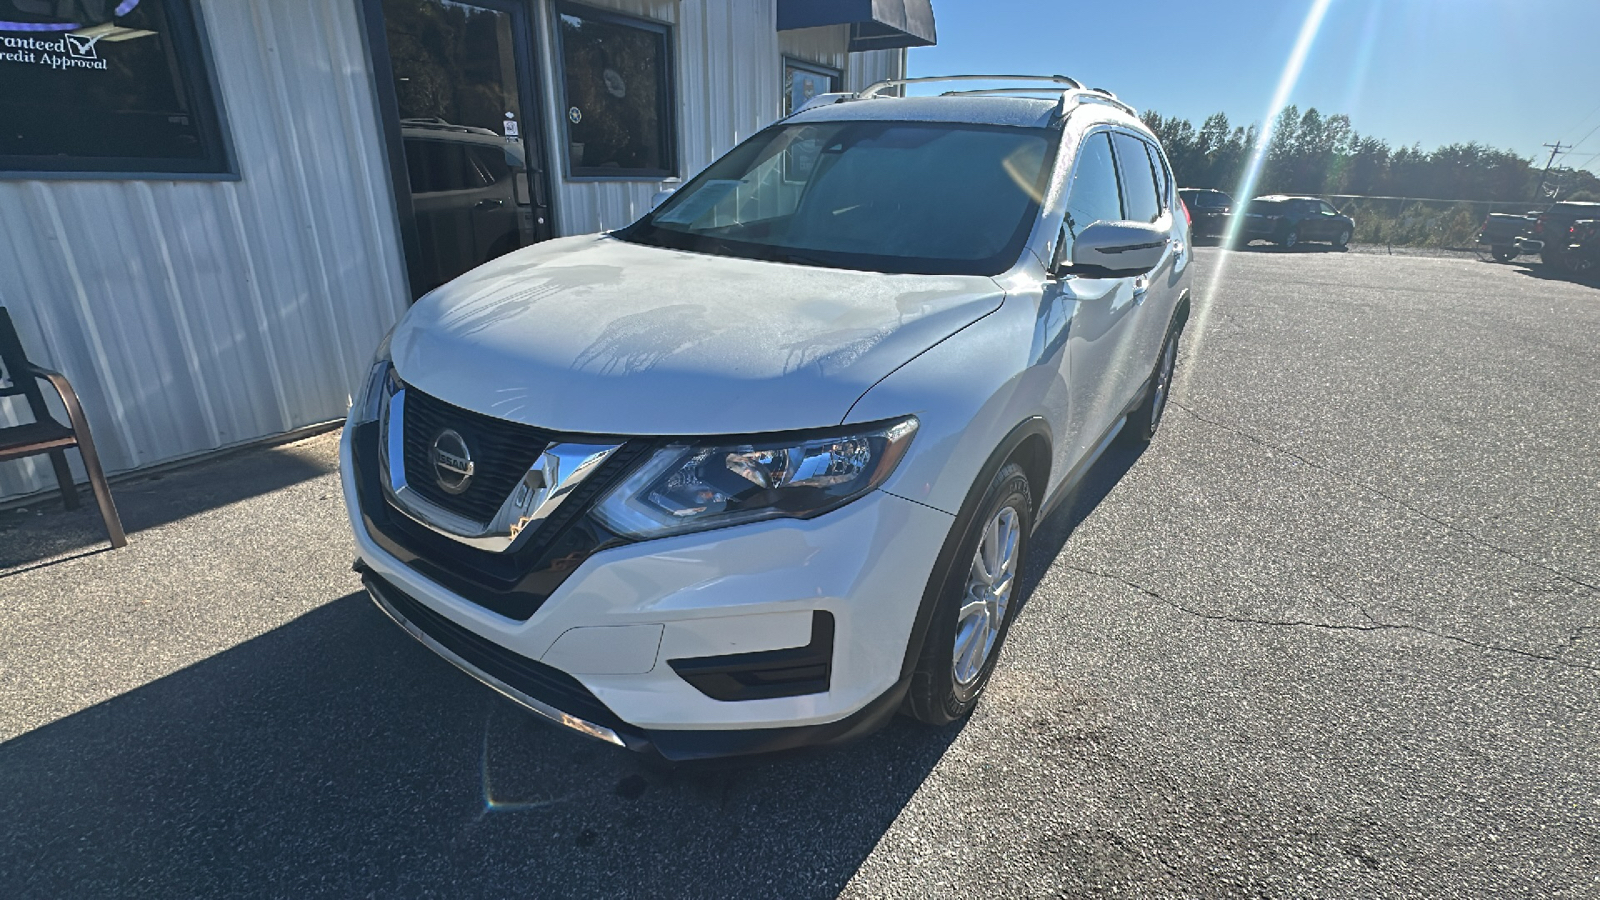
[479,713,577,814]
[1180,0,1337,392]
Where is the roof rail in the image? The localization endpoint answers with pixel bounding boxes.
[1056,89,1138,119]
[858,74,1084,98]
[855,74,1138,119]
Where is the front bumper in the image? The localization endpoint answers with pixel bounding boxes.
[340,426,955,758]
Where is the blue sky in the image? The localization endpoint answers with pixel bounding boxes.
[908,0,1600,174]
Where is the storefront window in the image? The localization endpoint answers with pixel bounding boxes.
[783,59,840,116]
[555,3,673,178]
[0,0,230,176]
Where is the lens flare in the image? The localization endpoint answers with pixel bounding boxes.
[1181,0,1336,391]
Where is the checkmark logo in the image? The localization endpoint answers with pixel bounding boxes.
[65,33,102,59]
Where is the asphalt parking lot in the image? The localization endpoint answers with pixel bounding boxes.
[2,247,1597,898]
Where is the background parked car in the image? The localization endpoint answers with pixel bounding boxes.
[1518,201,1600,271]
[1563,218,1599,276]
[1178,188,1233,238]
[1239,195,1355,249]
[1476,211,1540,262]
[401,118,539,293]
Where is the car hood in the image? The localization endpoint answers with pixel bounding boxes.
[390,234,1005,435]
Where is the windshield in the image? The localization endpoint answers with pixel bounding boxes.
[617,120,1056,276]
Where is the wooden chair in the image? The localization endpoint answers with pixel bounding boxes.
[0,308,127,548]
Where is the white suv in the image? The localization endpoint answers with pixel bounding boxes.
[343,75,1192,760]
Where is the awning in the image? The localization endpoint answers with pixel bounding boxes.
[776,0,937,52]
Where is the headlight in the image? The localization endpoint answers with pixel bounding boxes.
[350,329,395,425]
[592,417,918,539]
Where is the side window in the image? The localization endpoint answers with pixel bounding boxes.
[1144,142,1171,212]
[404,140,487,194]
[1112,132,1161,224]
[470,147,512,186]
[1319,201,1338,215]
[1059,132,1123,263]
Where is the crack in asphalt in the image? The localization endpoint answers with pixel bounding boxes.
[1063,564,1600,673]
[1167,401,1600,596]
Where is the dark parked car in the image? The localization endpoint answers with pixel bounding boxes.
[1517,201,1600,271]
[1178,188,1233,238]
[1177,186,1235,237]
[400,118,539,292]
[1561,218,1598,276]
[1476,212,1539,262]
[1238,195,1355,249]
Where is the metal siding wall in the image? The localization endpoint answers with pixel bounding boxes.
[845,40,905,93]
[540,0,905,236]
[0,0,409,500]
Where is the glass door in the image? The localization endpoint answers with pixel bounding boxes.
[372,0,554,298]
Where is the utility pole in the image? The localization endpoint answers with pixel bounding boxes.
[1538,141,1568,200]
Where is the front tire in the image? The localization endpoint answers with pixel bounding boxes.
[906,463,1033,726]
[1491,245,1517,263]
[1334,228,1352,250]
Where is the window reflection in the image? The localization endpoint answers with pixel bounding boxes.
[0,0,228,173]
[557,5,673,177]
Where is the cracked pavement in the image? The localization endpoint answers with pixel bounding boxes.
[1,248,1597,897]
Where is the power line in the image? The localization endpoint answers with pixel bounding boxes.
[1560,98,1600,145]
[1564,118,1600,157]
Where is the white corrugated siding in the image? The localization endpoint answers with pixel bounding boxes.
[0,0,408,500]
[539,0,907,235]
[0,0,906,501]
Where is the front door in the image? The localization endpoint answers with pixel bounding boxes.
[1054,130,1145,475]
[370,0,555,298]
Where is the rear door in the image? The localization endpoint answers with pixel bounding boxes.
[1298,199,1326,239]
[1110,132,1181,399]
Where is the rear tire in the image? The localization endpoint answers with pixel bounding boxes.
[1491,245,1517,263]
[1125,324,1179,444]
[1280,227,1299,249]
[905,463,1033,726]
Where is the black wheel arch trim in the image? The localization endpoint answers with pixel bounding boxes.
[896,416,1050,683]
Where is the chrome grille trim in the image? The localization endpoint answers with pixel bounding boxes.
[377,385,622,553]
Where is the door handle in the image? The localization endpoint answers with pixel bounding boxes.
[1133,275,1150,303]
[473,199,506,211]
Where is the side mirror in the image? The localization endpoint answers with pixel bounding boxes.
[649,188,676,211]
[1062,221,1169,277]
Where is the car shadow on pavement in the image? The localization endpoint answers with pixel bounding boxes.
[1018,436,1146,606]
[1513,264,1600,288]
[0,590,963,898]
[0,431,337,573]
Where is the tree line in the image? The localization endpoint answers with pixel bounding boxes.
[1140,105,1600,203]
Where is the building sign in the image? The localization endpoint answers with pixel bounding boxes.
[2,32,112,70]
[0,0,229,175]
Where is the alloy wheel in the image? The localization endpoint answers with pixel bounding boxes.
[953,506,1021,686]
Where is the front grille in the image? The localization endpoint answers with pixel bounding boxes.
[401,387,554,523]
[367,572,633,736]
[352,421,650,621]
